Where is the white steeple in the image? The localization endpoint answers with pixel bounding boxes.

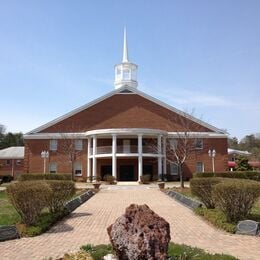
[114,28,138,89]
[122,27,129,62]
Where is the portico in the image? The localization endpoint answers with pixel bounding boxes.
[87,128,167,181]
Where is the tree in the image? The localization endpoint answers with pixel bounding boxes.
[235,156,252,171]
[147,110,203,188]
[0,124,24,149]
[228,137,239,149]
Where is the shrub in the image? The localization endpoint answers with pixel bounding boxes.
[1,175,14,183]
[103,174,116,184]
[213,179,260,222]
[140,174,151,184]
[81,244,113,260]
[19,173,72,181]
[6,181,51,225]
[190,177,222,208]
[193,171,260,181]
[62,251,93,260]
[47,180,75,214]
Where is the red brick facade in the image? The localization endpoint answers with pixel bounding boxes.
[24,90,228,180]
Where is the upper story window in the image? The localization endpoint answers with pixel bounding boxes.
[50,139,57,151]
[196,162,204,173]
[6,159,11,165]
[169,139,178,150]
[194,138,203,150]
[49,162,57,173]
[75,139,83,151]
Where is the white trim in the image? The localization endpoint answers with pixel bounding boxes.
[26,86,226,135]
[24,130,227,140]
[168,132,227,138]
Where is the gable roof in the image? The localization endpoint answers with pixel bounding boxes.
[27,85,226,135]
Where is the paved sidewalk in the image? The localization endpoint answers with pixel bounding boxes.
[0,186,259,260]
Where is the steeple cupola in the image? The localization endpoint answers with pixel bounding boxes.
[114,28,138,89]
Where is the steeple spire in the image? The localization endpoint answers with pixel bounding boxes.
[122,27,129,62]
[114,28,138,89]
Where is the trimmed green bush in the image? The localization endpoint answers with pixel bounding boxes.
[47,180,75,214]
[193,171,260,181]
[6,181,52,225]
[19,173,71,181]
[213,179,260,222]
[190,177,222,208]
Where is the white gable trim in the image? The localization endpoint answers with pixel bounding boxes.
[26,85,226,135]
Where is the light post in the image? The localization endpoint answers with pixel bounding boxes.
[208,149,216,173]
[41,150,49,174]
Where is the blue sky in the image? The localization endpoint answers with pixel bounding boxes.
[0,0,259,140]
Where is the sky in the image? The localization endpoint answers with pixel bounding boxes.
[0,0,259,140]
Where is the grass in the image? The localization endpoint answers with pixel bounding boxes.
[77,243,237,260]
[169,187,260,233]
[0,191,20,225]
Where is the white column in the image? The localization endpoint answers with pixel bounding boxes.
[138,134,143,181]
[92,136,97,179]
[157,135,162,180]
[87,137,91,181]
[112,134,117,179]
[163,136,167,175]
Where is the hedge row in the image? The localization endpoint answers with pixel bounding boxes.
[7,180,75,225]
[190,178,260,222]
[193,171,260,181]
[19,173,72,181]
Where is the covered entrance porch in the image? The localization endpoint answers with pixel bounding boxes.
[86,128,167,181]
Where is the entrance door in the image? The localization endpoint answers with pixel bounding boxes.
[101,165,112,180]
[119,165,135,181]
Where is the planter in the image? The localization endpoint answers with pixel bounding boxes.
[93,183,101,189]
[158,182,165,189]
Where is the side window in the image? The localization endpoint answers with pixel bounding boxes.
[194,139,203,150]
[169,139,178,150]
[16,160,21,165]
[170,163,178,175]
[74,162,82,176]
[50,140,57,151]
[6,159,11,165]
[49,162,57,173]
[75,139,83,151]
[196,162,204,173]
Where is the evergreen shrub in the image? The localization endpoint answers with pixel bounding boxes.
[19,173,71,181]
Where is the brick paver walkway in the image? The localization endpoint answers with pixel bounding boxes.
[1,186,259,260]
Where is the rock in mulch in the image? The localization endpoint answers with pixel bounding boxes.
[107,204,171,260]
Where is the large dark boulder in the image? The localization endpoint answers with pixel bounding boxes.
[107,204,171,260]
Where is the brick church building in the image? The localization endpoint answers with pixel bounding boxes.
[24,30,228,181]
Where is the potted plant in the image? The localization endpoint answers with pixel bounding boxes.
[158,182,165,190]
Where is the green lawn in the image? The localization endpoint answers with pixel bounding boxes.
[0,191,20,225]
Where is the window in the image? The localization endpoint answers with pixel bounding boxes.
[6,159,11,165]
[49,162,57,173]
[194,139,203,150]
[170,163,179,175]
[169,139,178,150]
[196,162,204,173]
[123,68,130,80]
[74,162,82,176]
[74,139,83,151]
[16,160,21,165]
[123,140,130,153]
[50,140,57,151]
